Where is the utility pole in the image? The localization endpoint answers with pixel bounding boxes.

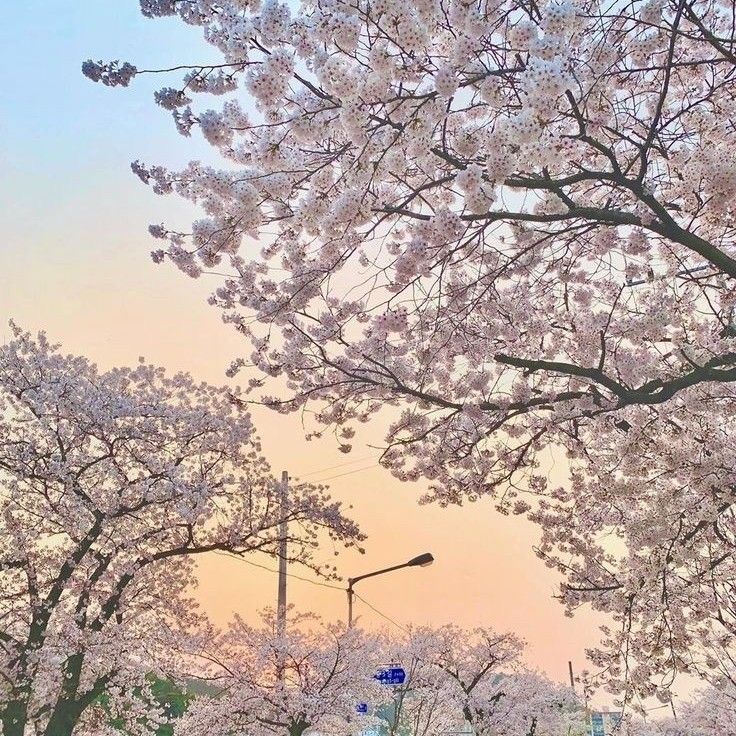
[568,661,575,690]
[277,469,288,637]
[347,579,355,628]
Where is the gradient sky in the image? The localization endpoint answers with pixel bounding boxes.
[0,0,614,700]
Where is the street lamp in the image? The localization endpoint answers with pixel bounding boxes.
[347,552,434,627]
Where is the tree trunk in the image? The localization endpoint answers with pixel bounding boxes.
[41,685,108,736]
[42,699,83,736]
[289,720,310,736]
[0,699,29,736]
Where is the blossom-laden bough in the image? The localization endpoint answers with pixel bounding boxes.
[623,681,736,735]
[0,326,363,736]
[173,617,584,736]
[85,0,736,702]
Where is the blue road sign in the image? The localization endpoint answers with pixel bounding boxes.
[356,703,369,714]
[374,666,406,685]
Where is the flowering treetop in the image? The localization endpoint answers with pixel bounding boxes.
[0,326,362,736]
[175,617,583,736]
[624,681,736,734]
[384,624,581,736]
[85,0,736,700]
[174,611,384,736]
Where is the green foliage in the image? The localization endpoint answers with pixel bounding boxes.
[96,675,194,735]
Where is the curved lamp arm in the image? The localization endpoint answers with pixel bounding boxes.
[347,552,434,627]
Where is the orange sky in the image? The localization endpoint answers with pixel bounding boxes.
[0,180,604,687]
[0,0,610,699]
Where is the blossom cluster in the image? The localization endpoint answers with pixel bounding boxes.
[0,327,363,736]
[176,615,584,736]
[86,0,736,700]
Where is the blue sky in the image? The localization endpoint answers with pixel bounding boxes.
[2,3,205,171]
[0,2,217,364]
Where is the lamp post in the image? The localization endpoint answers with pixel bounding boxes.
[347,552,434,627]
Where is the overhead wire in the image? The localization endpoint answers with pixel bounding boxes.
[298,455,378,477]
[212,551,411,633]
[312,464,381,482]
[352,591,410,633]
[213,550,344,591]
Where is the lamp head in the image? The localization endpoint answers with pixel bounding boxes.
[406,552,434,568]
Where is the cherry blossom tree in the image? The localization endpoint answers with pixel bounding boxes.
[174,618,582,736]
[85,0,736,699]
[377,628,474,736]
[680,684,736,736]
[0,326,363,736]
[623,682,736,735]
[383,625,582,736]
[173,611,383,736]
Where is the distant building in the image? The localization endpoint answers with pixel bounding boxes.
[588,709,623,735]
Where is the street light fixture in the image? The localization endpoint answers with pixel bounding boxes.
[347,552,434,627]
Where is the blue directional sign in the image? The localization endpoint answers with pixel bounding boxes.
[356,703,369,714]
[374,666,406,685]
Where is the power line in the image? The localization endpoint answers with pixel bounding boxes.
[313,464,380,482]
[299,455,377,477]
[352,591,410,633]
[213,550,345,591]
[212,552,411,633]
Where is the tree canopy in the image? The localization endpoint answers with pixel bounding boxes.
[84,0,736,701]
[0,327,362,736]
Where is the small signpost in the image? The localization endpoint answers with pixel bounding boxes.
[356,664,406,713]
[374,666,406,685]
